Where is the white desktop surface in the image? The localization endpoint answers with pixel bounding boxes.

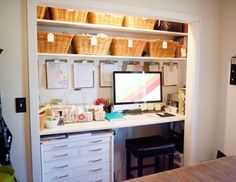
[40,113,185,136]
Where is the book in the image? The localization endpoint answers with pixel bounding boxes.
[105,112,124,121]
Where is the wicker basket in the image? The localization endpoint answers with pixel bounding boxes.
[50,8,88,22]
[88,12,124,26]
[123,16,156,30]
[147,40,179,58]
[111,38,146,56]
[39,112,45,131]
[37,6,46,19]
[37,31,73,53]
[73,35,112,55]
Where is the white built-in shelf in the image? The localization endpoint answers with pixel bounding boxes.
[37,19,188,37]
[37,53,187,61]
[40,113,185,136]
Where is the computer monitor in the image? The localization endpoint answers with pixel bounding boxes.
[113,71,162,111]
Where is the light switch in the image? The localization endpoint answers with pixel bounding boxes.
[230,60,236,85]
[15,97,26,113]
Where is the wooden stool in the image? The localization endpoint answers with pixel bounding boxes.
[125,135,176,179]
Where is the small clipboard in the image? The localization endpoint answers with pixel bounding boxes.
[99,60,118,87]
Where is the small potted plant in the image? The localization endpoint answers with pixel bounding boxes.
[44,116,59,129]
[95,98,112,113]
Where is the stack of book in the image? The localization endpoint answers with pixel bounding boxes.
[105,112,124,121]
[178,88,186,115]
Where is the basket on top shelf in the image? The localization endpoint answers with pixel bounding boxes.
[50,8,88,22]
[73,34,112,55]
[155,20,187,33]
[123,16,156,30]
[37,31,73,53]
[111,37,146,57]
[146,40,179,58]
[37,6,46,19]
[88,12,124,26]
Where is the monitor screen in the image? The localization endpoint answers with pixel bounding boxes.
[113,71,162,106]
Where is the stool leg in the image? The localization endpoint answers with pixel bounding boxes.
[168,154,174,169]
[138,157,143,177]
[126,151,131,179]
[154,156,159,172]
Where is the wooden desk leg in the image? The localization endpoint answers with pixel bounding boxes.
[138,157,143,177]
[168,154,174,169]
[126,151,131,179]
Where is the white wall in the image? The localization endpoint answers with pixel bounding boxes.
[0,0,223,181]
[0,0,32,182]
[218,0,236,155]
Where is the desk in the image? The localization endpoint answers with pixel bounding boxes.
[40,113,185,135]
[124,156,236,182]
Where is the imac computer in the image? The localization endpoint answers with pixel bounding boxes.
[113,71,162,112]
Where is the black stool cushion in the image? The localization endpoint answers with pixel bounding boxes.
[126,135,175,158]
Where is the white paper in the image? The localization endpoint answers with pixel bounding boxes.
[163,63,178,86]
[181,47,187,57]
[74,63,94,88]
[162,41,167,49]
[149,64,160,71]
[128,39,133,48]
[91,36,97,46]
[100,62,119,87]
[47,33,54,42]
[126,64,143,71]
[46,62,68,89]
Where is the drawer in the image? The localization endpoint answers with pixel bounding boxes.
[61,171,111,182]
[43,162,111,182]
[78,136,111,147]
[42,148,78,162]
[41,142,79,152]
[41,136,111,152]
[79,143,110,156]
[43,153,110,174]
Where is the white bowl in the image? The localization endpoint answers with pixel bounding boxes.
[45,118,59,129]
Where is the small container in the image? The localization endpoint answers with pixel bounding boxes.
[94,111,106,121]
[45,116,59,129]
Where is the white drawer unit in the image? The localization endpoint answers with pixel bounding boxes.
[41,130,114,182]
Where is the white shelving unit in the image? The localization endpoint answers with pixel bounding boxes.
[27,2,200,181]
[37,19,188,37]
[38,53,187,61]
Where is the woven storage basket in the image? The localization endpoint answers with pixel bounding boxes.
[147,40,179,58]
[50,8,88,22]
[88,12,124,26]
[111,38,146,56]
[123,16,156,30]
[73,35,112,55]
[37,31,73,53]
[37,6,46,19]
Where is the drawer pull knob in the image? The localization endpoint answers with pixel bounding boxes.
[90,139,102,143]
[92,180,103,182]
[54,153,68,158]
[54,164,69,169]
[89,148,102,152]
[89,158,102,163]
[89,167,103,172]
[54,144,68,148]
[55,174,69,179]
